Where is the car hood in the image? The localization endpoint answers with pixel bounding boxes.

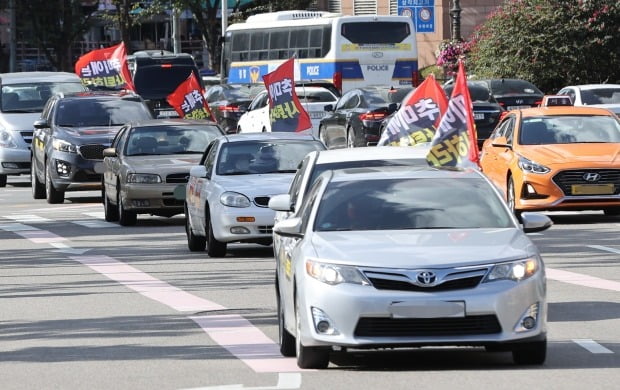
[0,112,41,131]
[57,126,122,144]
[520,143,620,164]
[125,155,201,171]
[216,173,295,196]
[310,228,534,268]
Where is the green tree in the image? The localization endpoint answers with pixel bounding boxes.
[467,0,620,93]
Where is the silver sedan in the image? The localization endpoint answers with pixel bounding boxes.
[273,166,552,369]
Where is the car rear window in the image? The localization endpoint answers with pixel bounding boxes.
[133,65,200,97]
[489,80,543,96]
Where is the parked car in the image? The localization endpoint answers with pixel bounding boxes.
[102,119,224,225]
[475,79,545,111]
[479,104,620,216]
[205,84,264,134]
[131,52,202,119]
[0,71,86,187]
[444,81,505,149]
[236,86,339,136]
[269,144,431,258]
[31,90,153,203]
[318,86,412,149]
[557,84,620,115]
[273,165,552,368]
[184,132,325,257]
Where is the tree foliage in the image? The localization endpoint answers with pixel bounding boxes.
[467,0,620,93]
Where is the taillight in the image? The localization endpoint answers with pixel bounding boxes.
[359,112,387,121]
[499,102,506,108]
[411,70,420,87]
[161,64,173,68]
[218,104,240,112]
[534,99,542,107]
[333,71,342,94]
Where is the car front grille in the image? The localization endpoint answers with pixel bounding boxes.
[363,268,488,292]
[552,169,620,196]
[254,196,270,207]
[19,131,33,144]
[257,225,273,234]
[166,172,190,183]
[354,315,502,337]
[78,144,106,160]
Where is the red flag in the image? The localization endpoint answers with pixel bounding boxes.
[426,61,480,168]
[262,58,311,132]
[378,74,448,146]
[74,42,135,91]
[166,73,213,120]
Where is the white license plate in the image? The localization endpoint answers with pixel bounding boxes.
[474,113,484,120]
[389,300,465,318]
[507,105,531,110]
[158,110,178,118]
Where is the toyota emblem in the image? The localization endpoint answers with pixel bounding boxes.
[416,271,436,285]
[583,172,601,182]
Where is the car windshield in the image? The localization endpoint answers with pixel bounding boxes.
[55,98,152,127]
[489,80,543,95]
[125,125,222,156]
[314,177,513,231]
[1,81,85,113]
[217,140,324,175]
[519,115,620,145]
[579,87,620,105]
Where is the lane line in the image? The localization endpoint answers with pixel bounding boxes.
[588,244,620,255]
[72,220,118,228]
[573,339,613,354]
[546,268,620,292]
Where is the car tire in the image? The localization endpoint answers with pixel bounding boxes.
[318,126,329,149]
[512,340,546,365]
[185,203,206,252]
[278,289,296,357]
[0,174,7,187]
[205,208,226,257]
[45,163,64,204]
[103,186,119,222]
[346,127,357,148]
[117,189,137,226]
[31,159,45,199]
[295,298,330,369]
[507,176,522,220]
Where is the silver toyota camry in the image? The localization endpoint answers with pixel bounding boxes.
[273,166,552,369]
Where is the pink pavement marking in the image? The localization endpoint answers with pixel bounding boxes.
[16,229,67,244]
[71,255,225,312]
[191,315,304,373]
[547,267,620,292]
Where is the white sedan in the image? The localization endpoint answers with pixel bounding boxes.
[236,86,339,137]
[184,132,325,257]
[557,84,620,115]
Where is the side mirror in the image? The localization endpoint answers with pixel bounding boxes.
[521,212,553,233]
[102,147,117,158]
[273,217,304,238]
[189,165,208,178]
[33,119,49,129]
[491,136,510,148]
[324,104,334,112]
[268,194,292,212]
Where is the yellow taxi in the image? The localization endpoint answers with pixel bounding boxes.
[479,98,620,216]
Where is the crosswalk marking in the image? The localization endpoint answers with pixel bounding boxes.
[4,214,51,223]
[72,220,118,228]
[573,339,613,354]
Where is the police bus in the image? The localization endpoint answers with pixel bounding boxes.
[221,10,420,94]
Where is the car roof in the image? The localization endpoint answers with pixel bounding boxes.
[327,165,480,183]
[564,84,620,90]
[314,145,430,164]
[0,71,81,84]
[515,105,617,117]
[56,90,141,100]
[221,132,320,143]
[130,118,220,127]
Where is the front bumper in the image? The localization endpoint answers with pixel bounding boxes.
[120,183,186,215]
[297,271,546,348]
[48,152,102,192]
[0,147,31,175]
[211,203,276,243]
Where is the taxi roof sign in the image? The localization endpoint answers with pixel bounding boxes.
[542,95,573,107]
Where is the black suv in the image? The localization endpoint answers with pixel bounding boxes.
[130,51,203,119]
[31,90,153,203]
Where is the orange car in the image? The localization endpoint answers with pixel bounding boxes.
[480,105,620,216]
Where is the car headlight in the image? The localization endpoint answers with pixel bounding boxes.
[52,139,77,153]
[518,156,550,174]
[220,191,251,207]
[483,257,539,282]
[0,129,17,148]
[305,259,370,285]
[127,173,161,184]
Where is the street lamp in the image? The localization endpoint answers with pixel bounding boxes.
[450,0,462,41]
